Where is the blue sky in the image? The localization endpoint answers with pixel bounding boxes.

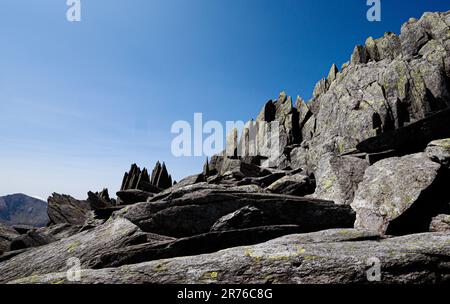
[1,0,449,199]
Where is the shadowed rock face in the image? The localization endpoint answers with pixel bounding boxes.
[117,187,355,238]
[351,153,450,235]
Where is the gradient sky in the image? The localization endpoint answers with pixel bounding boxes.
[1,0,449,200]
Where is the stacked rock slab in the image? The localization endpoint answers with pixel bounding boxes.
[219,12,450,174]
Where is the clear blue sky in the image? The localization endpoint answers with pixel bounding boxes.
[1,0,449,199]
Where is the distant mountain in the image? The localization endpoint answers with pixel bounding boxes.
[0,194,48,227]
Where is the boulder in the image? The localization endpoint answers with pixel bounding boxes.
[210,206,265,231]
[47,193,91,226]
[426,138,450,167]
[312,154,369,205]
[0,218,149,283]
[266,174,314,196]
[118,188,355,237]
[9,230,56,251]
[86,189,113,209]
[351,153,449,235]
[429,214,450,232]
[116,189,155,205]
[0,223,20,254]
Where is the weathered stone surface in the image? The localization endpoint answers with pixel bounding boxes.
[426,138,450,167]
[9,230,56,251]
[118,188,355,238]
[87,189,113,209]
[86,225,310,270]
[429,214,450,232]
[210,206,265,231]
[47,193,91,226]
[0,218,148,283]
[351,153,449,235]
[266,174,314,196]
[15,230,450,284]
[116,190,155,205]
[357,109,450,154]
[0,223,19,254]
[312,154,369,205]
[219,158,269,178]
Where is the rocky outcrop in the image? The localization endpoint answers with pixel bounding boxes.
[47,193,91,226]
[117,186,355,238]
[118,162,173,205]
[351,153,449,235]
[86,189,114,209]
[311,154,369,205]
[116,190,155,205]
[219,11,450,174]
[266,173,314,196]
[12,230,450,284]
[0,218,149,283]
[1,11,450,285]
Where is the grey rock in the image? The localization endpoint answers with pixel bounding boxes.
[9,230,56,251]
[0,223,20,254]
[429,214,450,232]
[87,189,113,209]
[116,189,155,205]
[118,188,355,238]
[357,109,450,154]
[15,230,450,284]
[312,154,369,205]
[351,153,449,235]
[266,174,314,196]
[47,193,91,226]
[210,206,265,231]
[86,225,308,270]
[0,218,148,283]
[426,138,450,167]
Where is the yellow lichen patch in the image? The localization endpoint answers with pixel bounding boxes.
[51,279,66,285]
[154,261,169,273]
[201,271,219,280]
[244,248,262,263]
[322,176,337,190]
[67,241,81,253]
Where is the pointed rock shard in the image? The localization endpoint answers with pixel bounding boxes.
[350,45,368,65]
[225,128,238,158]
[365,36,379,61]
[295,96,313,129]
[256,100,276,122]
[156,162,172,190]
[151,161,162,185]
[203,157,210,177]
[327,64,338,83]
[47,193,91,226]
[87,189,113,209]
[313,78,328,98]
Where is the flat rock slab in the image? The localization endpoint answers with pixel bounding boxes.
[0,218,148,283]
[10,229,450,284]
[118,188,356,237]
